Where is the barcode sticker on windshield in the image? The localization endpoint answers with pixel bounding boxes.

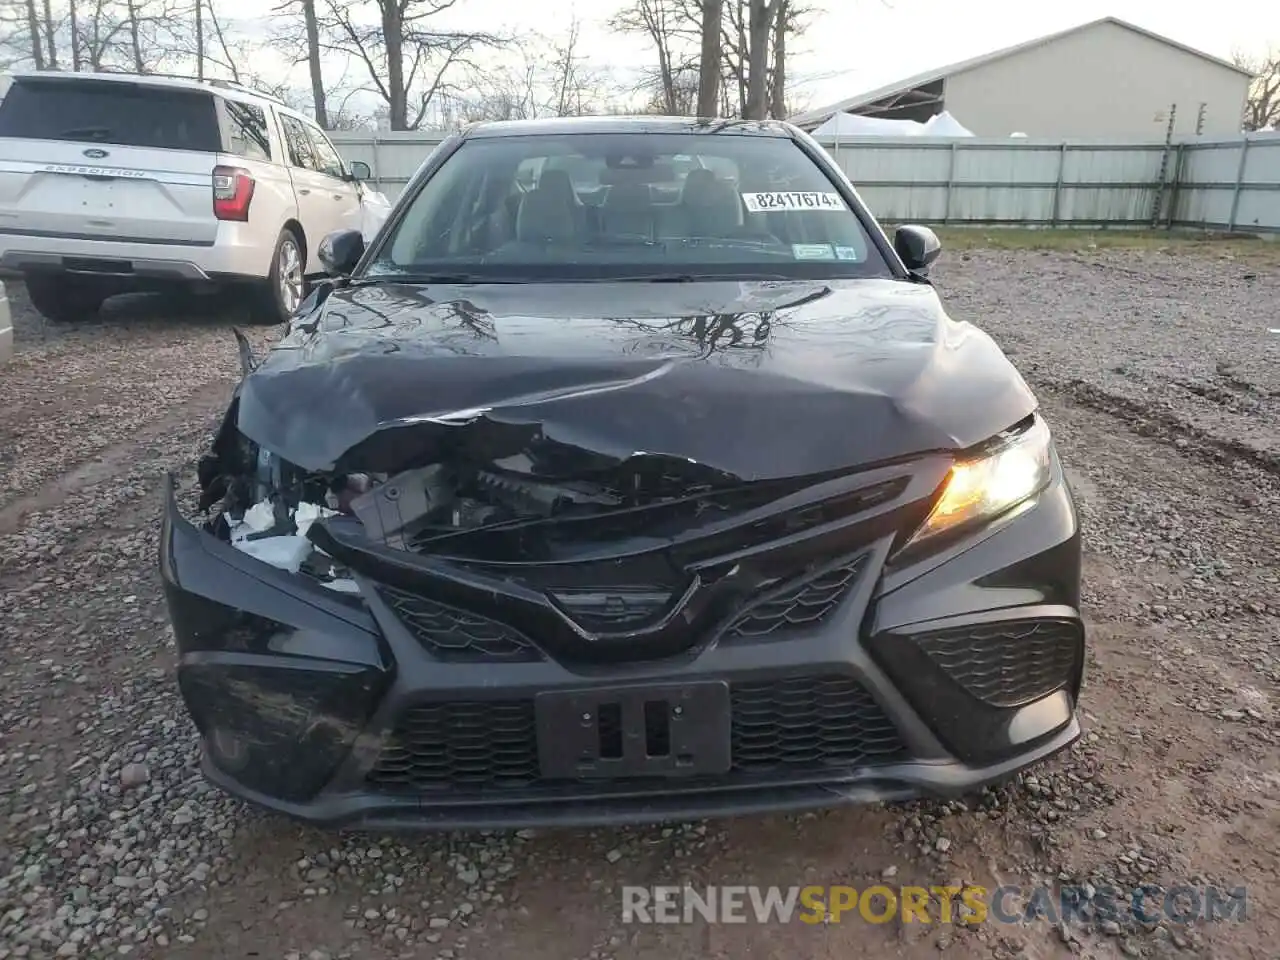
[742,191,846,213]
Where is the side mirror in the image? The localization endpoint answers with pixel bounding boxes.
[347,160,372,182]
[318,228,365,277]
[893,224,942,275]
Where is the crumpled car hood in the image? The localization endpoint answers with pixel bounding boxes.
[234,278,1037,480]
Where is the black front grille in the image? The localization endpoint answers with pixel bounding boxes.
[366,674,906,792]
[909,618,1083,708]
[369,700,539,789]
[725,555,868,640]
[379,587,543,662]
[729,676,906,770]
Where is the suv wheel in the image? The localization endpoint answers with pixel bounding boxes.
[25,275,107,323]
[250,229,306,325]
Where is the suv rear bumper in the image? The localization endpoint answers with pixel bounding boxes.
[0,228,271,282]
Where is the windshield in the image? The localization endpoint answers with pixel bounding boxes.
[364,131,892,281]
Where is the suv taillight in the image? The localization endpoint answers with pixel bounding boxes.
[212,165,255,221]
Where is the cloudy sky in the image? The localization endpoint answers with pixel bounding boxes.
[222,0,1280,113]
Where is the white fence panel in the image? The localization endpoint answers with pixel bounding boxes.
[329,131,1280,233]
[1172,136,1280,233]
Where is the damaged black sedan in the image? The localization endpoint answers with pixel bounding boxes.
[161,117,1084,830]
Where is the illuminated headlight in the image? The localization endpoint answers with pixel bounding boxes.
[906,416,1053,548]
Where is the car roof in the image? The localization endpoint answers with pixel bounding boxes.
[4,69,283,109]
[460,116,798,140]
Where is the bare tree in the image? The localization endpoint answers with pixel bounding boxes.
[455,42,539,122]
[0,0,229,75]
[126,0,144,69]
[202,0,240,80]
[720,0,747,115]
[68,0,80,68]
[318,0,499,130]
[1234,50,1280,131]
[0,0,65,69]
[766,0,809,118]
[299,0,326,125]
[157,0,237,81]
[0,0,48,67]
[445,23,614,125]
[612,0,698,115]
[272,0,329,127]
[41,0,59,68]
[76,0,129,70]
[639,63,697,114]
[767,0,785,119]
[617,0,805,119]
[25,0,45,66]
[551,15,592,116]
[121,0,188,73]
[744,0,779,119]
[723,0,808,119]
[192,0,201,77]
[696,0,721,117]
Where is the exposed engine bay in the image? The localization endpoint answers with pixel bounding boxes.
[192,428,764,592]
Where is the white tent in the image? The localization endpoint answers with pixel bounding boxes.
[921,111,976,136]
[812,112,926,137]
[811,109,975,138]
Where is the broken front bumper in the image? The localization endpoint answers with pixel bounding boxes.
[159,462,1085,831]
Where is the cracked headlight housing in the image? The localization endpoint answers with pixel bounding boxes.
[905,415,1053,549]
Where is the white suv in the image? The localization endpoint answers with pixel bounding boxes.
[0,71,372,324]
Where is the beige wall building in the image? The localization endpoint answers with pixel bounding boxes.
[791,18,1253,140]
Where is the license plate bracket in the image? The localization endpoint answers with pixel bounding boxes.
[536,681,732,779]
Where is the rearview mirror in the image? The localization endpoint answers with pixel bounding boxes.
[318,228,365,277]
[347,160,372,182]
[893,224,942,274]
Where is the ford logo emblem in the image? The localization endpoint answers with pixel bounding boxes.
[83,148,108,159]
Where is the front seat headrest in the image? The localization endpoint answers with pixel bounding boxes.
[516,187,577,244]
[537,168,580,206]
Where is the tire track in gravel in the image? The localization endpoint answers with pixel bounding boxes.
[1052,380,1280,478]
[1018,392,1279,960]
[0,386,230,537]
[0,284,272,510]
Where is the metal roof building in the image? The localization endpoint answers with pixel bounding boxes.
[790,18,1253,139]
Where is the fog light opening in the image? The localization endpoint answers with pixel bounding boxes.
[1006,690,1073,746]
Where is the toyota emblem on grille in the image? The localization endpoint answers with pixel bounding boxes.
[83,148,109,159]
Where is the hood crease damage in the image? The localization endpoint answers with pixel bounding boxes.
[190,278,1034,658]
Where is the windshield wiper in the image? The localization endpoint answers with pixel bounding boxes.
[352,271,482,285]
[668,236,781,251]
[628,272,794,282]
[59,126,112,140]
[585,237,661,249]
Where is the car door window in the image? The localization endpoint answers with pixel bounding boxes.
[304,123,346,180]
[279,114,318,171]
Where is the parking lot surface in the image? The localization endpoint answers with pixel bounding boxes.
[1,237,1278,959]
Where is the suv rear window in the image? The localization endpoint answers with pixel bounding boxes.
[0,78,222,152]
[223,99,271,161]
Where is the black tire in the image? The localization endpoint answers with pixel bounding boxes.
[248,228,307,325]
[24,274,108,323]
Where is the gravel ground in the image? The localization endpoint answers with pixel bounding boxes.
[1,244,1278,960]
